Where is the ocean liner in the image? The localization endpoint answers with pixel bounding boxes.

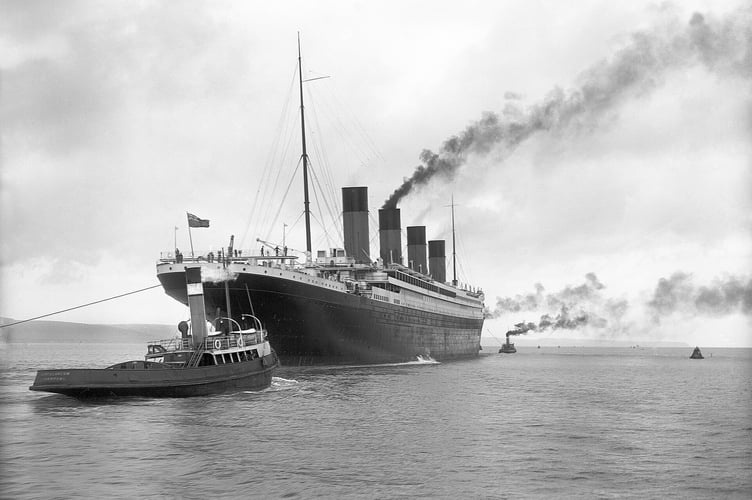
[156,41,485,366]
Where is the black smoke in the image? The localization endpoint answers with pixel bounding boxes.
[486,272,752,334]
[485,273,620,332]
[382,9,751,209]
[506,321,537,336]
[485,273,609,314]
[648,272,752,322]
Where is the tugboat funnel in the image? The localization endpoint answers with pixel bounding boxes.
[185,266,208,346]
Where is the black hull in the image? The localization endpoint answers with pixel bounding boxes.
[30,353,277,398]
[158,266,483,365]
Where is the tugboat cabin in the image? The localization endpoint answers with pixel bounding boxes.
[144,315,270,368]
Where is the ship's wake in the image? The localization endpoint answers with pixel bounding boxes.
[328,355,441,369]
[412,355,439,364]
[243,377,299,394]
[270,376,299,387]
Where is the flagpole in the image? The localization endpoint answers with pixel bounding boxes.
[186,213,195,257]
[174,226,178,253]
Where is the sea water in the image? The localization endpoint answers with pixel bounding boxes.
[1,343,750,499]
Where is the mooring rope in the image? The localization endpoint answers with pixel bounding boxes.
[0,284,164,328]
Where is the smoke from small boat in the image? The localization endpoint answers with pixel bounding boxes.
[382,10,751,209]
[486,272,752,335]
[647,272,752,321]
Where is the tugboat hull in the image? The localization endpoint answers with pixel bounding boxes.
[30,353,277,398]
[498,343,516,354]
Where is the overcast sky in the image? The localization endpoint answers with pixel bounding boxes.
[1,0,750,346]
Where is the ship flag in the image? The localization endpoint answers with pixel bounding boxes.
[187,212,210,228]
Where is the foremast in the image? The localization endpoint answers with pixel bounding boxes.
[298,33,313,263]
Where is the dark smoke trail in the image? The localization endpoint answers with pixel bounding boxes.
[382,8,751,209]
[487,272,751,335]
[485,273,610,319]
[485,273,620,333]
[647,272,752,322]
[506,321,537,337]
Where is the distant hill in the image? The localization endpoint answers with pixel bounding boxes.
[0,318,176,344]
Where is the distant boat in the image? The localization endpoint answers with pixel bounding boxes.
[29,266,278,398]
[690,346,704,359]
[498,331,517,354]
[498,341,516,354]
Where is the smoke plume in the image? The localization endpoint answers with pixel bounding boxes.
[486,272,752,335]
[382,8,751,209]
[648,272,752,321]
[485,273,620,333]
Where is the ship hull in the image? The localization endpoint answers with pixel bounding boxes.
[30,353,277,398]
[157,264,483,366]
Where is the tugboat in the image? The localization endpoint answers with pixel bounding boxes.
[498,332,517,354]
[30,266,278,398]
[690,346,704,359]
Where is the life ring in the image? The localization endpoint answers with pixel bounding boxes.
[214,339,222,350]
[237,336,244,348]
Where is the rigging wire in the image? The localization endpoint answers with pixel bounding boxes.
[305,85,343,241]
[263,157,303,243]
[240,63,299,248]
[309,184,337,251]
[317,77,386,166]
[308,163,343,244]
[306,86,340,208]
[0,284,164,329]
[256,113,300,242]
[241,57,386,259]
[485,327,505,346]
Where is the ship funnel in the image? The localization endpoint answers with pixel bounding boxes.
[342,187,370,263]
[185,266,208,346]
[428,240,446,283]
[379,208,402,265]
[407,226,427,274]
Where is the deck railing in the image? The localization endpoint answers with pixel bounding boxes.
[148,331,266,352]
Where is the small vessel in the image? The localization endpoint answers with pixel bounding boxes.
[498,332,517,354]
[690,346,704,359]
[30,266,278,398]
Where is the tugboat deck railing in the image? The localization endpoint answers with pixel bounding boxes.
[148,331,267,353]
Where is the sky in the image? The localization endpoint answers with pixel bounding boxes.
[1,0,750,346]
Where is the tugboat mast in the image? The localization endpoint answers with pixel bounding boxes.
[298,33,312,262]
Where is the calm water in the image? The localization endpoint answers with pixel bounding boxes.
[1,343,750,499]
